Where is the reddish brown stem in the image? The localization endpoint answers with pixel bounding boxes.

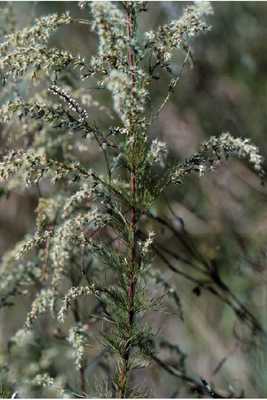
[79,364,86,394]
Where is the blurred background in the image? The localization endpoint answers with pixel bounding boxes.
[1,1,267,397]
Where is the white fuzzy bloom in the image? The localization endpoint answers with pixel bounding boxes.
[50,209,109,290]
[150,139,168,167]
[105,69,148,126]
[0,13,71,53]
[105,70,130,121]
[90,1,126,72]
[62,183,92,218]
[25,288,55,328]
[145,2,212,63]
[58,286,96,322]
[29,373,66,397]
[145,31,155,42]
[142,231,156,256]
[174,132,265,183]
[68,325,88,370]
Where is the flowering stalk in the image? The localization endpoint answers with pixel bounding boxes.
[0,2,265,398]
[117,4,138,397]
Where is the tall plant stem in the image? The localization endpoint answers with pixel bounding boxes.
[117,4,138,398]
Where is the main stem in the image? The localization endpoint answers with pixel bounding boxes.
[117,4,138,398]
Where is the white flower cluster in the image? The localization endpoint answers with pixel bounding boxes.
[1,234,39,272]
[58,286,96,322]
[0,262,42,306]
[50,209,109,289]
[90,2,127,72]
[0,147,86,190]
[150,139,168,167]
[49,85,89,123]
[105,70,129,120]
[29,373,66,397]
[141,231,156,257]
[0,13,71,54]
[215,132,264,174]
[85,2,150,128]
[174,132,265,183]
[32,373,54,388]
[1,149,44,184]
[105,69,148,127]
[0,149,30,183]
[15,230,52,261]
[36,198,59,230]
[67,324,88,370]
[0,98,62,125]
[62,183,92,218]
[145,1,213,63]
[0,98,22,123]
[198,132,264,179]
[0,230,51,303]
[0,12,88,81]
[25,288,55,328]
[0,234,44,302]
[0,149,54,187]
[0,47,78,81]
[50,217,87,290]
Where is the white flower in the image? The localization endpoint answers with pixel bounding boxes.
[58,286,96,322]
[68,325,88,370]
[145,31,155,42]
[150,139,168,167]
